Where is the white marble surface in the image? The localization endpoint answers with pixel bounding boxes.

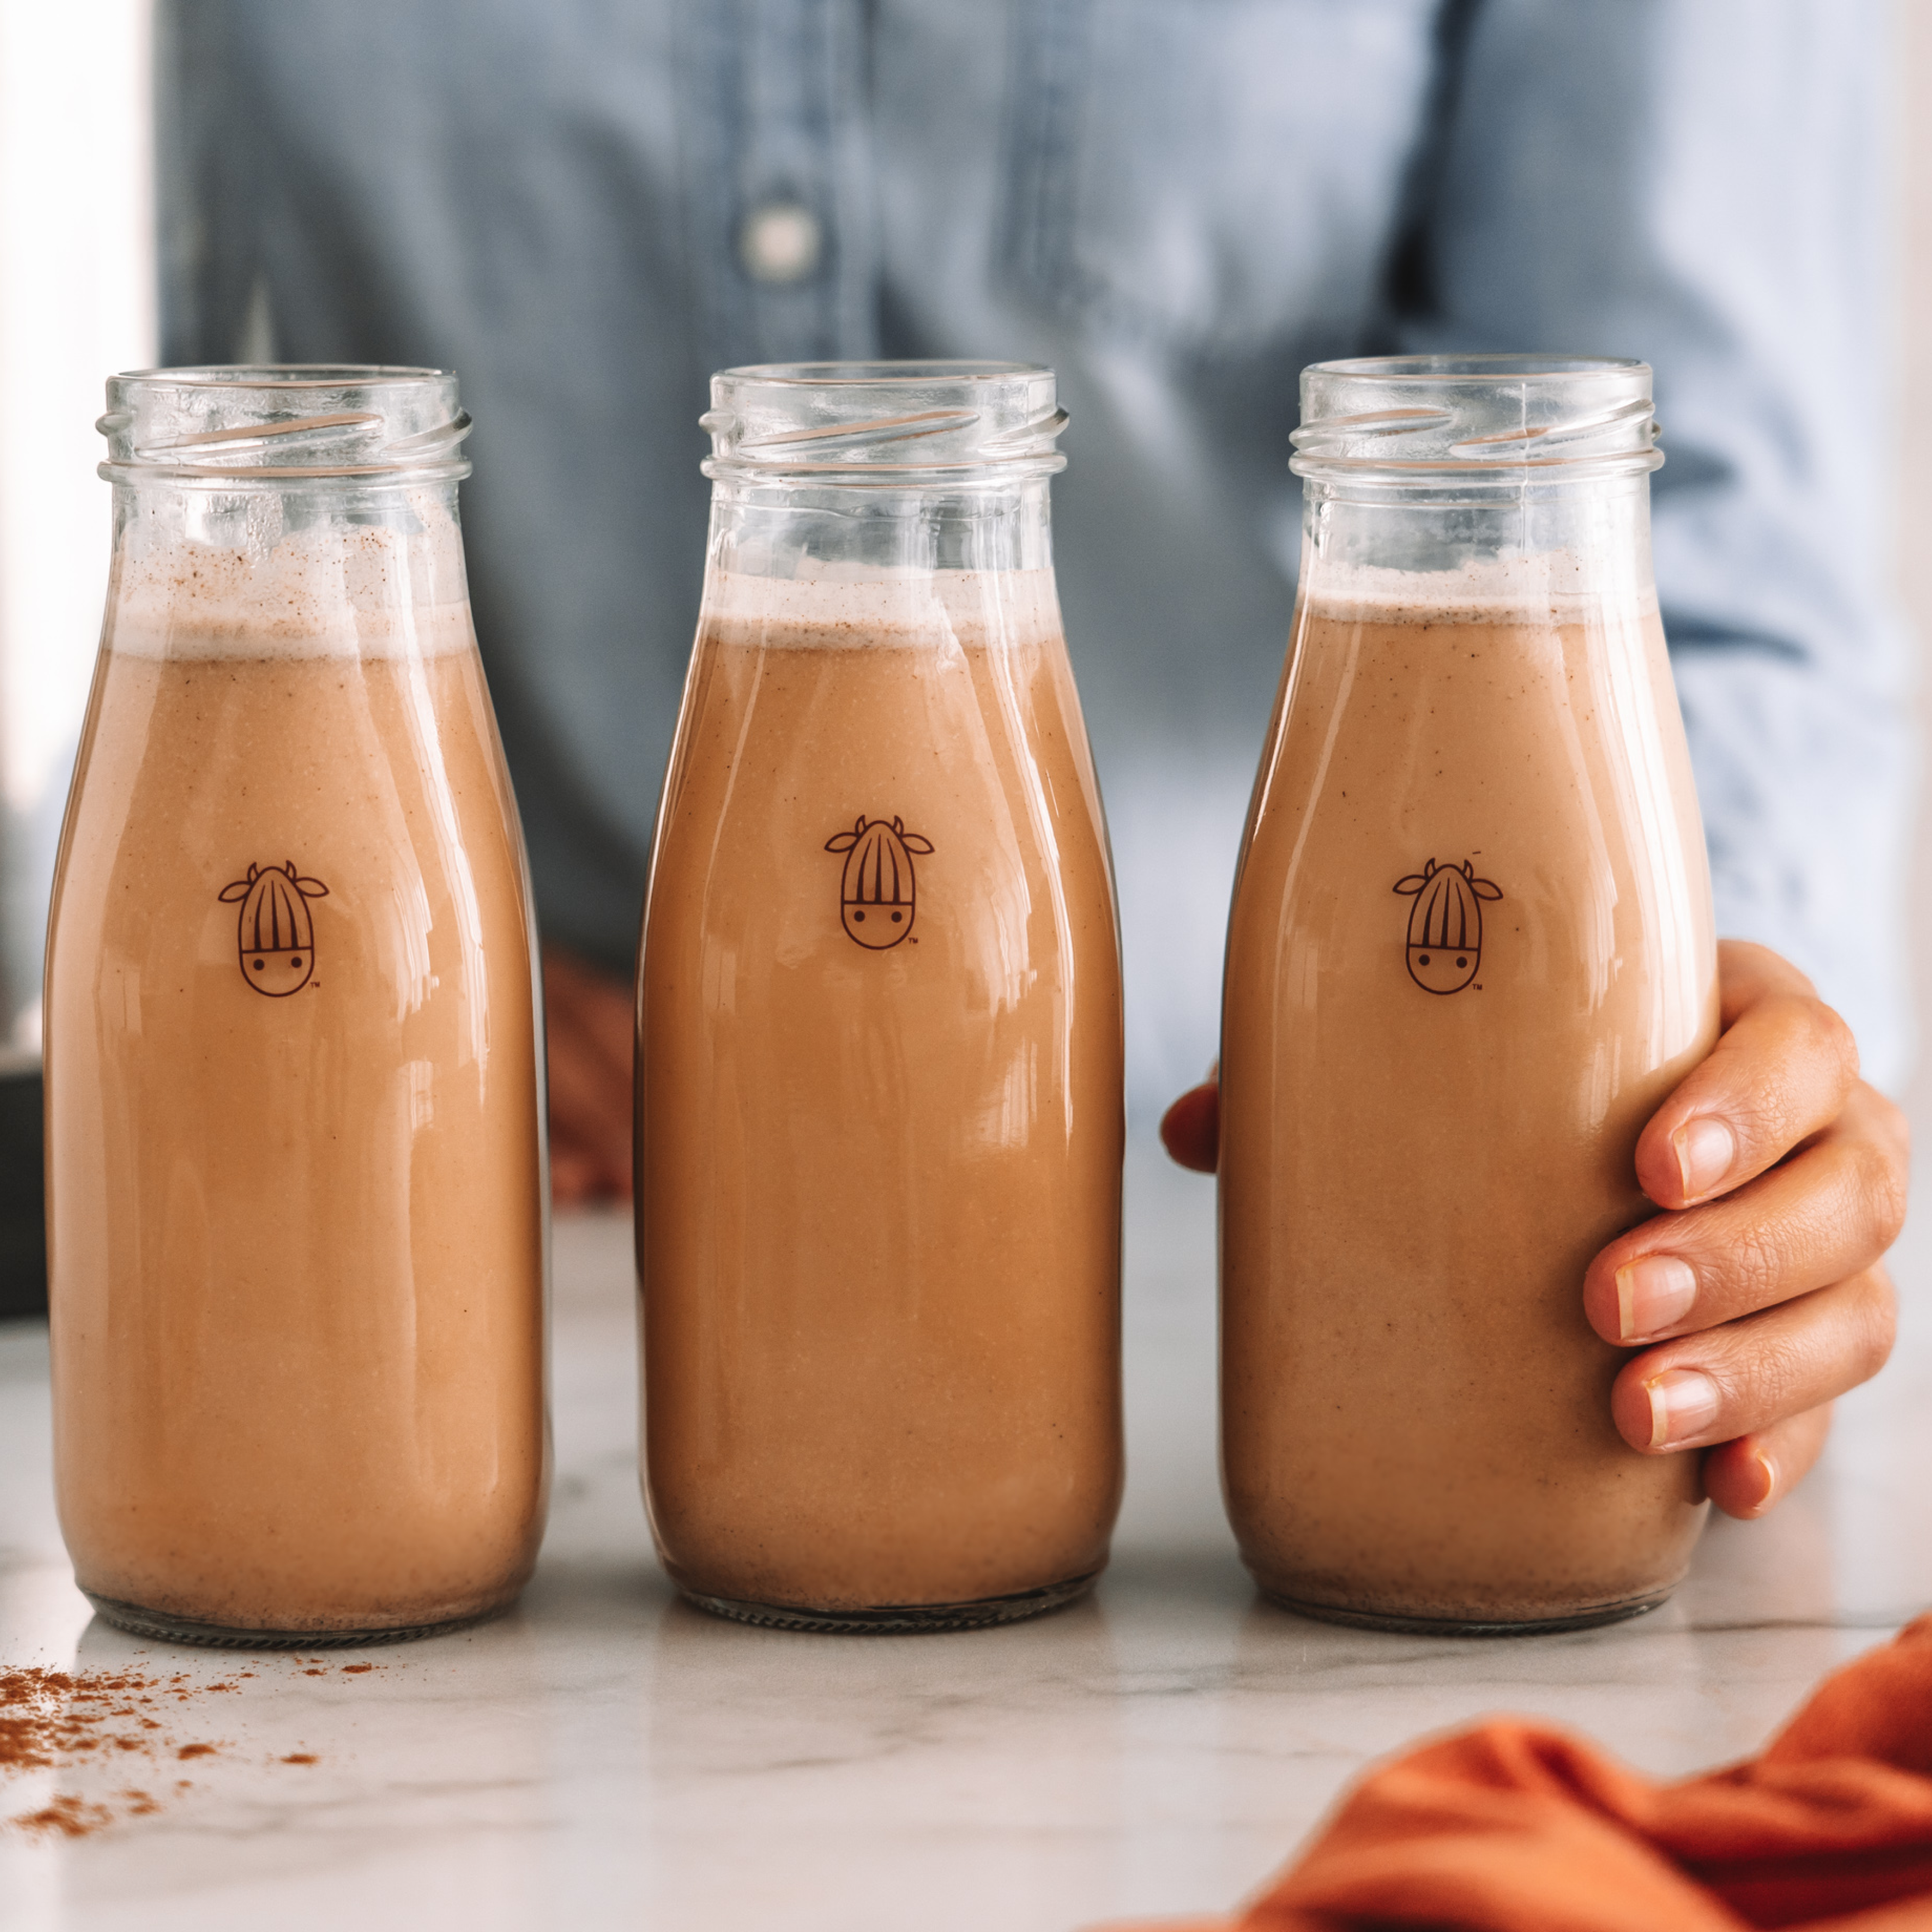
[1,1140,1928,1931]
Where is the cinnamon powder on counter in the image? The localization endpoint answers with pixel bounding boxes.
[0,1660,350,1838]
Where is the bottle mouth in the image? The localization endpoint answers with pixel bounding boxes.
[1291,354,1661,482]
[702,361,1068,479]
[98,366,473,482]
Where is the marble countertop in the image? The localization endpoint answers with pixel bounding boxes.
[2,1143,1928,1932]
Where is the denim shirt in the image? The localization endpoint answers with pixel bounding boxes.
[159,0,1912,1103]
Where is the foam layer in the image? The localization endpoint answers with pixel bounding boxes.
[107,506,473,661]
[698,565,1063,649]
[1301,552,1659,622]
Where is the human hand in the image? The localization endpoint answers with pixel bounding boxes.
[1583,941,1903,1518]
[1157,940,1906,1520]
[542,943,634,1205]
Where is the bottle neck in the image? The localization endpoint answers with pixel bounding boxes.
[706,474,1054,582]
[103,475,472,658]
[1297,474,1657,614]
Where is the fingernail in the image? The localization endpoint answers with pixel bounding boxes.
[1672,1116,1736,1200]
[1745,1449,1777,1514]
[1615,1255,1698,1341]
[1644,1368,1722,1450]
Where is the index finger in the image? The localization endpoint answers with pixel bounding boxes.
[1635,941,1858,1211]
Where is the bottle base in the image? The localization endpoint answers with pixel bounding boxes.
[82,1591,505,1650]
[681,1569,1100,1634]
[1260,1585,1676,1637]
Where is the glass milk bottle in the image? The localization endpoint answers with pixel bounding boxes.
[1221,356,1719,1632]
[639,362,1124,1630]
[46,368,549,1645]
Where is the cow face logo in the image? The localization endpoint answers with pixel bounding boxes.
[218,861,329,996]
[1393,858,1501,995]
[824,814,933,951]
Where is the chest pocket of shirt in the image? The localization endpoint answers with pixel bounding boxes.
[1004,0,1441,357]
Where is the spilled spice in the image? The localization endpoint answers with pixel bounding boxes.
[0,1658,352,1838]
[0,1667,200,1777]
[12,1792,113,1839]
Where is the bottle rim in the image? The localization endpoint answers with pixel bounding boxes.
[717,359,1046,385]
[1305,352,1646,382]
[1292,353,1662,483]
[98,365,473,482]
[702,360,1068,480]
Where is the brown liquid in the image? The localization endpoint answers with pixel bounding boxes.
[47,618,547,1634]
[1221,594,1718,1627]
[639,574,1123,1615]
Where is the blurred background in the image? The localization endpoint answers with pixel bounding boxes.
[1900,1,1932,1164]
[0,0,1929,1242]
[0,2,152,1055]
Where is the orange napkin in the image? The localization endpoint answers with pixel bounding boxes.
[1097,1612,1932,1932]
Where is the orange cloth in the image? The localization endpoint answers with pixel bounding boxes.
[1099,1613,1932,1932]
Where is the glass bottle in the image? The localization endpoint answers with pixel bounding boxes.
[1221,355,1719,1632]
[639,362,1124,1630]
[46,367,549,1645]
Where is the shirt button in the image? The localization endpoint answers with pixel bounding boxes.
[739,200,823,284]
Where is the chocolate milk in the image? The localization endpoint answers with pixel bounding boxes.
[47,531,548,1637]
[1221,576,1718,1628]
[639,569,1123,1621]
